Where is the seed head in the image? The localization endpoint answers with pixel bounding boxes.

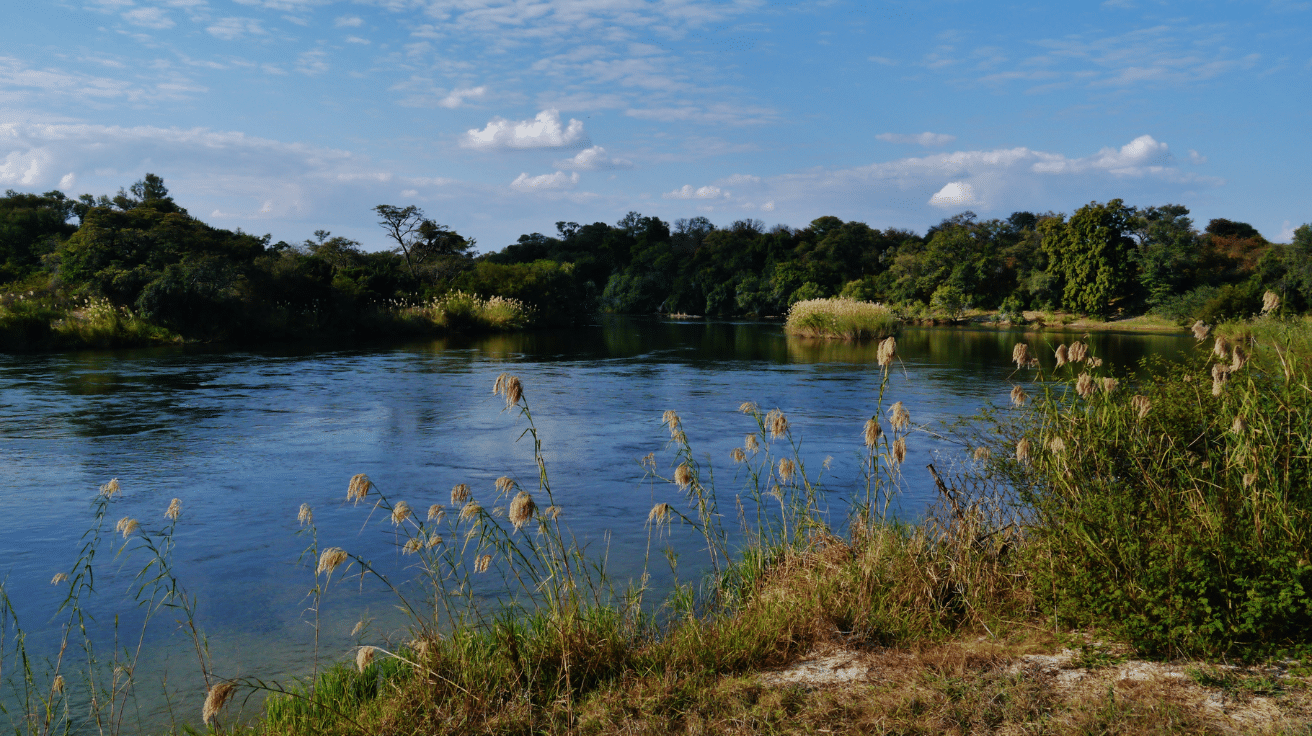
[892,436,907,465]
[1012,343,1032,369]
[1100,377,1118,394]
[451,483,471,504]
[1086,356,1103,368]
[1010,385,1028,407]
[1131,395,1151,420]
[493,373,523,408]
[459,502,482,521]
[778,458,795,483]
[356,646,376,672]
[766,409,789,439]
[745,433,761,453]
[1048,436,1066,453]
[674,463,693,489]
[115,517,139,538]
[888,401,910,431]
[738,401,758,414]
[1192,321,1210,341]
[731,447,747,464]
[973,446,991,461]
[51,675,64,696]
[298,503,313,526]
[1016,438,1031,463]
[347,474,372,502]
[876,336,897,368]
[426,532,443,548]
[1067,341,1088,364]
[1231,416,1246,435]
[1229,345,1247,371]
[545,505,562,520]
[1243,473,1257,488]
[1054,344,1068,367]
[202,682,236,725]
[474,554,492,573]
[509,491,536,530]
[165,498,181,521]
[662,410,681,437]
[1262,291,1280,314]
[1076,373,1094,399]
[863,418,882,448]
[823,455,833,470]
[427,504,445,522]
[351,620,364,636]
[99,478,121,498]
[317,547,348,575]
[391,501,412,525]
[51,572,68,585]
[1213,337,1230,361]
[495,476,515,495]
[402,538,422,555]
[648,502,673,525]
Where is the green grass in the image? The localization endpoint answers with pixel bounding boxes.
[784,297,899,340]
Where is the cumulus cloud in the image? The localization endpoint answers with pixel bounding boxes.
[335,15,364,27]
[877,132,957,147]
[463,109,589,150]
[439,86,485,109]
[928,181,981,208]
[554,146,632,170]
[663,184,724,199]
[510,170,579,191]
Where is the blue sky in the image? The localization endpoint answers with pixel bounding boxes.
[1,0,1308,251]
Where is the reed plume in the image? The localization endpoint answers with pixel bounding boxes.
[1229,345,1247,371]
[1131,394,1151,420]
[427,504,445,522]
[648,502,673,525]
[545,505,562,520]
[1048,436,1066,453]
[1016,438,1031,463]
[509,491,536,530]
[1055,344,1068,367]
[888,401,910,431]
[738,401,758,414]
[51,572,68,585]
[877,335,897,368]
[99,478,121,498]
[426,532,443,548]
[1231,416,1247,435]
[892,436,907,464]
[1076,373,1094,399]
[1012,342,1032,368]
[356,646,376,672]
[495,476,515,494]
[1100,376,1118,394]
[778,458,795,483]
[662,410,681,437]
[1263,290,1280,313]
[1086,356,1103,368]
[475,554,492,573]
[347,474,371,502]
[202,682,236,725]
[1067,341,1088,363]
[317,547,348,575]
[391,501,412,525]
[1192,320,1210,340]
[1211,364,1230,397]
[459,502,482,522]
[745,433,761,453]
[863,417,882,448]
[451,483,471,504]
[766,409,789,439]
[1213,337,1230,361]
[403,538,422,555]
[973,446,991,461]
[51,675,64,696]
[674,463,693,489]
[493,373,523,409]
[351,621,364,636]
[1010,385,1028,407]
[730,447,747,464]
[1244,473,1257,488]
[298,503,313,526]
[164,498,181,521]
[116,517,139,538]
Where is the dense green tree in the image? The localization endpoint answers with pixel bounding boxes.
[0,190,77,282]
[1040,199,1137,316]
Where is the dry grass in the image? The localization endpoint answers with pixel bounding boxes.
[785,297,899,340]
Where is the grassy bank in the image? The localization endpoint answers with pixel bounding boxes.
[784,297,899,340]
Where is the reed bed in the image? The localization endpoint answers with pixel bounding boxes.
[783,297,899,340]
[397,291,533,332]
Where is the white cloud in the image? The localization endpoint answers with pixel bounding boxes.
[928,181,981,208]
[439,86,484,109]
[207,17,266,40]
[722,173,760,184]
[1189,149,1208,164]
[345,36,370,44]
[335,15,364,27]
[123,7,176,29]
[760,200,775,212]
[1278,220,1296,243]
[295,49,329,75]
[663,184,724,199]
[510,170,578,191]
[554,146,633,170]
[877,132,957,147]
[463,109,589,150]
[59,172,77,189]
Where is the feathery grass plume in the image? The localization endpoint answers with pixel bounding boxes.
[298,503,313,526]
[1244,472,1257,488]
[474,554,492,573]
[745,433,761,453]
[823,455,833,470]
[492,373,523,409]
[99,478,121,498]
[1067,341,1088,363]
[545,505,562,520]
[425,532,443,548]
[892,436,907,464]
[1229,344,1247,371]
[1211,364,1230,397]
[450,483,470,505]
[730,447,747,464]
[674,463,693,489]
[876,335,897,368]
[1048,436,1066,453]
[1192,320,1211,340]
[648,502,673,525]
[889,401,910,431]
[766,409,789,439]
[51,675,64,696]
[1010,385,1028,407]
[391,500,412,525]
[402,538,422,555]
[1054,344,1068,367]
[51,572,68,585]
[115,517,139,538]
[973,446,991,461]
[778,458,795,483]
[347,474,371,502]
[1263,290,1280,313]
[495,476,515,494]
[164,498,181,521]
[662,410,681,437]
[1011,342,1032,369]
[202,682,236,725]
[1086,356,1104,368]
[459,502,482,522]
[1076,373,1095,399]
[738,401,757,414]
[1213,336,1230,361]
[1231,416,1247,435]
[426,504,445,522]
[356,646,376,672]
[350,621,364,636]
[317,547,348,576]
[508,491,536,530]
[1131,394,1151,420]
[1100,376,1118,394]
[1016,437,1031,463]
[863,417,882,448]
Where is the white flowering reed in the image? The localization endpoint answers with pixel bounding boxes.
[1016,438,1031,463]
[545,505,562,520]
[778,458,795,483]
[202,682,236,725]
[495,476,515,495]
[1231,416,1246,435]
[1076,373,1094,399]
[731,447,747,464]
[1243,473,1257,488]
[1048,436,1066,453]
[51,675,64,696]
[298,503,313,526]
[347,474,371,502]
[1100,376,1118,394]
[1012,342,1032,369]
[115,517,139,538]
[492,373,523,409]
[662,410,681,437]
[391,501,412,525]
[459,502,482,521]
[356,646,376,672]
[892,436,907,465]
[451,483,471,504]
[317,547,348,575]
[863,417,882,448]
[1213,337,1230,361]
[51,572,68,585]
[674,463,693,489]
[1192,321,1210,340]
[738,401,757,414]
[165,498,181,521]
[1010,385,1028,407]
[509,491,536,530]
[99,478,121,498]
[648,502,673,525]
[1067,341,1088,363]
[973,446,991,461]
[474,554,492,573]
[427,504,445,522]
[745,433,761,453]
[766,409,789,439]
[1055,344,1068,367]
[402,538,422,555]
[1131,395,1151,420]
[426,532,443,548]
[1086,356,1103,368]
[888,401,910,431]
[784,297,897,340]
[1262,291,1280,314]
[877,335,897,368]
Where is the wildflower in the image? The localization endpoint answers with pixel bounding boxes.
[427,504,445,522]
[1048,436,1066,453]
[1076,374,1094,399]
[1054,344,1068,367]
[1012,342,1032,369]
[116,517,139,538]
[391,501,412,525]
[459,502,482,521]
[1010,385,1028,407]
[892,436,907,464]
[778,458,795,483]
[451,483,471,505]
[317,547,348,575]
[973,446,991,461]
[356,646,376,672]
[165,498,182,521]
[347,474,371,502]
[402,538,422,555]
[1016,438,1031,463]
[474,554,492,573]
[863,417,882,448]
[888,401,910,431]
[492,373,523,409]
[876,336,897,368]
[1262,291,1280,314]
[766,409,789,439]
[674,463,693,489]
[1131,395,1151,420]
[202,682,236,725]
[51,572,68,585]
[745,433,761,453]
[99,478,121,498]
[731,447,747,464]
[298,503,313,526]
[648,503,673,524]
[1067,341,1088,363]
[1231,416,1246,435]
[1191,321,1210,340]
[509,491,536,530]
[1100,377,1118,394]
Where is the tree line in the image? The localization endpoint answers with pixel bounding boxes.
[1,174,1309,345]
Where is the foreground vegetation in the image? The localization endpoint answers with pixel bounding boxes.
[3,175,1310,351]
[2,313,1307,734]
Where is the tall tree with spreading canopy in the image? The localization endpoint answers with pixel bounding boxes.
[1040,199,1137,316]
[374,204,473,278]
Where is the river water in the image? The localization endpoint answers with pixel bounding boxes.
[0,318,1195,730]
